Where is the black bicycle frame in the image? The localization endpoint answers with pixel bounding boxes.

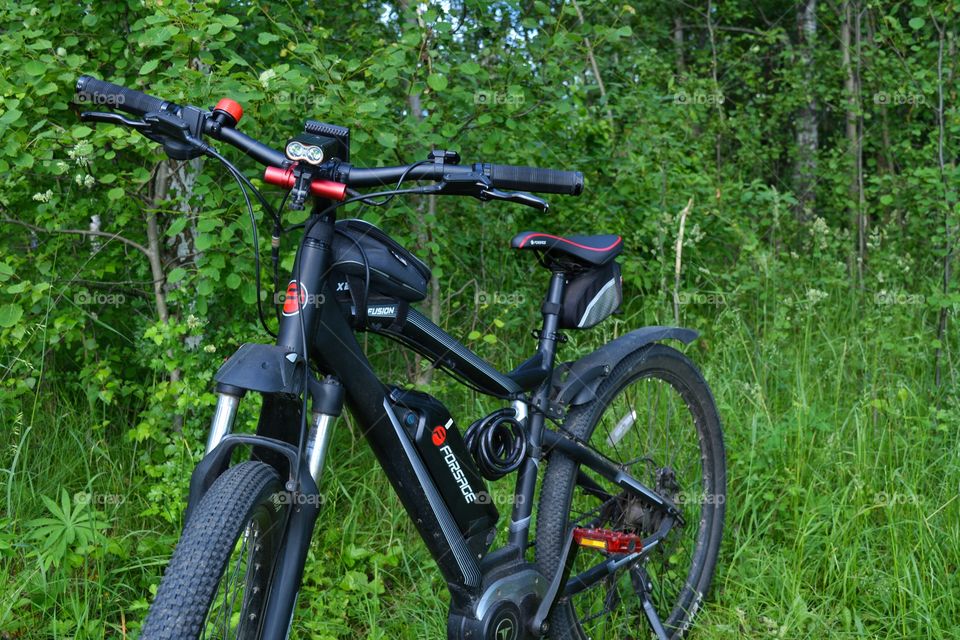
[195,200,679,636]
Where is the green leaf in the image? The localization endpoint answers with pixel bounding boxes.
[139,59,159,75]
[467,330,482,340]
[0,108,23,126]
[194,234,214,252]
[106,187,124,201]
[375,130,397,149]
[258,32,280,45]
[24,60,46,76]
[225,273,241,289]
[908,17,925,30]
[73,125,93,138]
[460,61,481,75]
[167,268,187,284]
[427,73,448,92]
[879,194,894,205]
[0,304,23,328]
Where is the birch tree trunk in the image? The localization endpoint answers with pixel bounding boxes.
[792,0,818,221]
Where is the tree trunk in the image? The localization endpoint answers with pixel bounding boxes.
[399,0,441,386]
[673,14,686,79]
[932,20,955,390]
[147,162,172,326]
[705,0,724,179]
[841,1,865,286]
[792,0,818,221]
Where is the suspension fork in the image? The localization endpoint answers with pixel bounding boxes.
[203,203,339,469]
[259,206,345,638]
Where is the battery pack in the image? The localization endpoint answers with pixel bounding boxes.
[388,387,499,547]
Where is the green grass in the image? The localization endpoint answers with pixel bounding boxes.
[2,283,958,639]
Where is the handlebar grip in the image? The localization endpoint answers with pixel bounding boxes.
[478,164,584,196]
[75,75,167,117]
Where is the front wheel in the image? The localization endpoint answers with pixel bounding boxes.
[139,461,288,640]
[536,344,726,639]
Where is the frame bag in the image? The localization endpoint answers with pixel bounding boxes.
[329,219,431,328]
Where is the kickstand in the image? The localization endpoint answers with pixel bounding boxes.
[632,566,669,640]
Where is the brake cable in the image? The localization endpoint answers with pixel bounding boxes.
[203,146,278,338]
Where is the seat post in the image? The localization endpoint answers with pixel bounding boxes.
[506,270,567,550]
[536,271,567,372]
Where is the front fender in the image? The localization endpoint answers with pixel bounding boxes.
[550,326,699,408]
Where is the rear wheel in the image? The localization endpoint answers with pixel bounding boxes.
[536,344,726,639]
[139,461,288,640]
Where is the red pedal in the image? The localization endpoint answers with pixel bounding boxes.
[572,527,642,553]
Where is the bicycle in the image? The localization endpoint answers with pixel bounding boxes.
[75,74,726,640]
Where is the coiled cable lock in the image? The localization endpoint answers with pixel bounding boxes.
[463,408,527,480]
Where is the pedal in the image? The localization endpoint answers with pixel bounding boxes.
[572,527,643,553]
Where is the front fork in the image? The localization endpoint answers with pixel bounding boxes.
[204,377,344,488]
[200,379,344,640]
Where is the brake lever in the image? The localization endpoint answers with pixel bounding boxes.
[80,111,152,131]
[479,188,549,211]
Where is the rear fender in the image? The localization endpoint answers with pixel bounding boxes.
[549,326,699,409]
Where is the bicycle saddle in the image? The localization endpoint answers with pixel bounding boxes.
[510,231,623,266]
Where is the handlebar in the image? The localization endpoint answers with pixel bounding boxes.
[339,163,582,196]
[74,75,584,198]
[76,75,169,117]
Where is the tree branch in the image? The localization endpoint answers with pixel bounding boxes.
[0,217,152,259]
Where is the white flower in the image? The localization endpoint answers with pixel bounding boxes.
[806,288,828,305]
[203,344,216,353]
[258,69,276,86]
[83,175,95,188]
[32,190,53,202]
[56,47,67,57]
[811,216,830,250]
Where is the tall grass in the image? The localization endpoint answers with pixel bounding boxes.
[1,280,957,639]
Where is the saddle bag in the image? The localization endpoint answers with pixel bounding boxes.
[558,260,622,329]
